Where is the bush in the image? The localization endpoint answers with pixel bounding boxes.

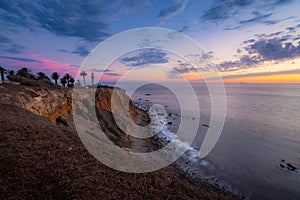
[21,81,39,86]
[97,84,113,89]
[56,116,68,126]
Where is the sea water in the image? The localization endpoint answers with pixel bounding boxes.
[124,82,300,200]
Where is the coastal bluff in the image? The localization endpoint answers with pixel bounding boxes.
[0,84,150,147]
[0,84,238,199]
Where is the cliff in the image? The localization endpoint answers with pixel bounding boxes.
[0,84,149,148]
[0,84,238,199]
[0,84,73,123]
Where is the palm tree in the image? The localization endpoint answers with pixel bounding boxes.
[91,72,95,85]
[70,77,75,84]
[64,73,71,85]
[68,77,75,87]
[80,71,87,86]
[0,66,7,84]
[6,70,15,81]
[51,72,60,85]
[37,72,49,80]
[60,77,67,87]
[16,67,30,77]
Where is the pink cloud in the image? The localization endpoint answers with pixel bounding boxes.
[99,74,120,82]
[0,54,78,77]
[0,54,124,84]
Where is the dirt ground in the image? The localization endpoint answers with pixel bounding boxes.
[0,104,238,199]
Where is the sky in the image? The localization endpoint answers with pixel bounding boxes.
[0,0,300,84]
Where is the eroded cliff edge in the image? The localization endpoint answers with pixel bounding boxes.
[0,84,150,148]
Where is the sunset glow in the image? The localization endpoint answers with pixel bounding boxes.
[223,74,300,83]
[0,1,299,84]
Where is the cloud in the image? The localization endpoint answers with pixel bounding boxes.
[71,64,80,68]
[173,62,197,74]
[104,72,122,77]
[0,55,42,63]
[167,59,202,78]
[158,0,189,20]
[245,38,300,60]
[60,45,91,57]
[0,1,145,42]
[91,68,112,73]
[71,45,90,57]
[273,0,294,5]
[87,69,122,77]
[201,51,214,60]
[239,11,272,25]
[172,66,197,74]
[218,27,300,71]
[201,0,252,22]
[121,0,150,13]
[0,34,12,43]
[5,44,25,54]
[0,54,77,76]
[58,49,68,53]
[242,39,256,44]
[202,0,294,29]
[224,15,295,30]
[218,55,260,71]
[120,48,169,67]
[0,34,25,54]
[244,27,300,61]
[260,16,295,26]
[178,25,190,33]
[286,26,296,32]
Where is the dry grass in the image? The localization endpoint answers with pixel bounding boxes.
[0,104,238,199]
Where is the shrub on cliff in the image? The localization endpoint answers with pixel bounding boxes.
[56,116,68,126]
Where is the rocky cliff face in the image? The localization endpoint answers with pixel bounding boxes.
[0,84,73,125]
[95,86,150,126]
[0,84,148,123]
[0,84,150,148]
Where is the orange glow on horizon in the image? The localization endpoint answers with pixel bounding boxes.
[222,74,300,83]
[183,72,203,81]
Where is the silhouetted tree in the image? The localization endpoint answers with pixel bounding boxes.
[16,67,31,78]
[91,72,95,85]
[37,72,50,80]
[70,77,75,84]
[0,66,6,84]
[51,72,60,85]
[30,74,36,80]
[64,73,71,85]
[6,70,15,81]
[60,77,67,87]
[80,71,87,86]
[68,77,75,87]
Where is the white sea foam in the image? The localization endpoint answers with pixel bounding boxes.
[133,100,240,197]
[135,100,206,166]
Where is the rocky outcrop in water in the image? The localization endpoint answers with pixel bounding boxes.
[280,159,299,172]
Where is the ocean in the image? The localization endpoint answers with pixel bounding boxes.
[122,82,300,199]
